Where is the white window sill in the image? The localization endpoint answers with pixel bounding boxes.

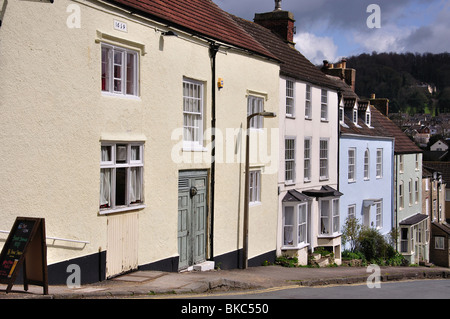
[249,201,262,207]
[281,243,309,251]
[182,144,208,152]
[99,204,146,215]
[101,91,141,100]
[317,232,341,239]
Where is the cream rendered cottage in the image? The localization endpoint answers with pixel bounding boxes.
[0,0,280,283]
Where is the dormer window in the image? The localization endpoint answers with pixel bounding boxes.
[352,108,358,125]
[339,106,344,123]
[365,109,371,127]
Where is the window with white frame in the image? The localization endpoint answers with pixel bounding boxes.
[348,148,356,182]
[365,109,371,126]
[101,44,139,96]
[339,106,344,124]
[364,149,370,180]
[409,179,413,206]
[283,203,308,247]
[415,178,419,203]
[376,148,383,178]
[375,200,382,228]
[399,155,404,173]
[286,80,294,117]
[319,198,339,235]
[320,89,328,121]
[248,95,264,129]
[435,236,444,250]
[305,84,311,119]
[304,137,311,182]
[183,78,204,148]
[285,138,295,183]
[415,154,419,171]
[353,108,358,125]
[100,143,144,212]
[348,204,356,219]
[399,181,404,209]
[319,139,329,180]
[249,170,261,204]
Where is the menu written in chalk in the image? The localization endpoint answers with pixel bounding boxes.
[0,219,35,279]
[0,217,48,295]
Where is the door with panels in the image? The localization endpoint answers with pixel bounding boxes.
[178,170,208,270]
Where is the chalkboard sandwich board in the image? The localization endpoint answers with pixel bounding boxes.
[0,217,48,295]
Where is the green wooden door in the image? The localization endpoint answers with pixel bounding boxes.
[178,171,207,270]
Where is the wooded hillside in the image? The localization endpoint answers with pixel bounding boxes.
[345,52,450,115]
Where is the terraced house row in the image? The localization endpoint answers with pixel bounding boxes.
[1,0,449,285]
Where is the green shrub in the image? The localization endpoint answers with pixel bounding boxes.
[275,255,298,268]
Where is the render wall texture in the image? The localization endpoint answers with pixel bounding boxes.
[0,0,280,276]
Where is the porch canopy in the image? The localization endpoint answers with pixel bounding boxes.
[399,213,428,226]
[302,185,343,198]
[282,189,310,202]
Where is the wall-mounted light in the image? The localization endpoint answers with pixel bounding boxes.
[161,30,178,37]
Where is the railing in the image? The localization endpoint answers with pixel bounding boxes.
[0,230,90,245]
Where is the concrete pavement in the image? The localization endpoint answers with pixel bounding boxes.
[0,265,449,299]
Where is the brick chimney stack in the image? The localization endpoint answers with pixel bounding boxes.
[321,58,356,92]
[254,0,296,46]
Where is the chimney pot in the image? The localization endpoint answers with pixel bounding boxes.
[275,0,282,10]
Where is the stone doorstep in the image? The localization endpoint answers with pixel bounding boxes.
[193,261,215,272]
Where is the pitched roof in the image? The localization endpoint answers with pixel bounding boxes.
[326,76,421,154]
[423,161,450,187]
[231,15,338,90]
[104,0,277,60]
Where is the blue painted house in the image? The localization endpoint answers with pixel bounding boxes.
[324,61,395,250]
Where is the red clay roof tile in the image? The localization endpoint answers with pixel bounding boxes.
[105,0,277,60]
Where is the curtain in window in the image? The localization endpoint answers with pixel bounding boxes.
[100,168,111,207]
[284,206,294,245]
[298,205,307,243]
[130,167,142,203]
[320,200,330,234]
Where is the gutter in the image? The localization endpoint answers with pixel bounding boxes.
[209,42,220,262]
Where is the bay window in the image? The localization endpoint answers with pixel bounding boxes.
[319,198,340,236]
[283,203,308,247]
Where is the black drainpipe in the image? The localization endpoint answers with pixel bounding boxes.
[209,42,220,261]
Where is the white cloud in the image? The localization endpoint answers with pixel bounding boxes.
[352,24,410,53]
[294,32,338,65]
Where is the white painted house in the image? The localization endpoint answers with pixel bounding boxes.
[235,5,342,265]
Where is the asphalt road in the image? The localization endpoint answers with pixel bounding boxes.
[163,278,450,299]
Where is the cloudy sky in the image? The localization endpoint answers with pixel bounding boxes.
[213,0,450,65]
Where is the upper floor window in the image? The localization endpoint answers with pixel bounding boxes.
[183,78,204,149]
[320,89,328,121]
[399,181,404,209]
[286,80,294,117]
[352,107,358,125]
[248,95,264,129]
[304,137,311,182]
[348,148,356,182]
[339,106,344,124]
[285,138,296,183]
[364,149,370,180]
[305,85,311,119]
[376,148,383,178]
[365,110,371,126]
[399,155,404,173]
[319,139,329,180]
[101,44,139,97]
